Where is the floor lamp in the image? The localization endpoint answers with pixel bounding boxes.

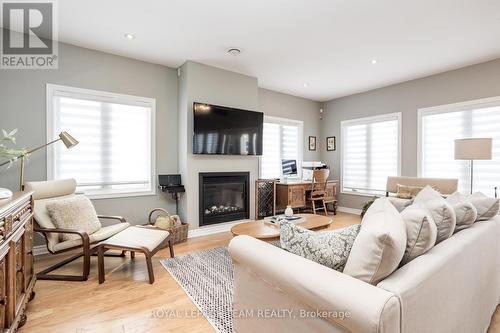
[0,131,79,190]
[454,138,492,194]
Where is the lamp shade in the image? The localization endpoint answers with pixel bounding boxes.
[454,138,492,160]
[59,131,79,148]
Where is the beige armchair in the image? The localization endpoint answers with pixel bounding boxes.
[24,179,130,281]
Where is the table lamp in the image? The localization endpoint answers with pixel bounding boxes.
[0,131,78,190]
[454,138,492,194]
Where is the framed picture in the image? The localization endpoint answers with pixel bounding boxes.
[308,136,316,151]
[326,136,336,151]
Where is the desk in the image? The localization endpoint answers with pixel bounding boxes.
[276,180,338,214]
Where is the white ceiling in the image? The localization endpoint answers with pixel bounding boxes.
[53,0,500,101]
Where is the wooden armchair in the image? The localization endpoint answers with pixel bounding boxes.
[24,179,130,281]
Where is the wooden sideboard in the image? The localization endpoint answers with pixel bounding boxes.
[0,192,36,332]
[276,180,338,214]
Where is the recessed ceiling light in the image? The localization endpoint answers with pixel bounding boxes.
[124,33,135,40]
[226,47,242,56]
[371,59,378,64]
[303,83,309,88]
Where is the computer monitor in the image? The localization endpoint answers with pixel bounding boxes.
[281,159,298,176]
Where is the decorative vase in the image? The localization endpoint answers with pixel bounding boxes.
[284,205,293,217]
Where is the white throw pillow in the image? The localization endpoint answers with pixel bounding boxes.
[343,197,407,285]
[387,197,413,213]
[400,205,437,265]
[469,192,499,221]
[447,191,499,222]
[413,186,456,244]
[450,202,477,232]
[46,195,102,241]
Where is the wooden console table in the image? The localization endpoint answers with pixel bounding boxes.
[276,180,338,214]
[0,192,36,332]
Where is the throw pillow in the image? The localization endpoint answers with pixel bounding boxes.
[413,186,456,243]
[279,222,361,271]
[447,191,499,222]
[396,184,423,199]
[343,197,407,285]
[469,192,499,221]
[387,196,413,212]
[450,202,477,232]
[46,195,102,242]
[400,205,437,265]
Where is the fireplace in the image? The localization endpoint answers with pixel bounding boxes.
[199,172,250,226]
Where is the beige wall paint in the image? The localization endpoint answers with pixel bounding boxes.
[0,41,179,245]
[320,58,500,210]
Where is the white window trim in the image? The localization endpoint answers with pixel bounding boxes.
[340,112,402,197]
[46,83,157,200]
[417,95,500,176]
[259,115,304,179]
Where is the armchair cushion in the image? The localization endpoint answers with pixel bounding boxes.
[46,195,102,241]
[52,222,130,252]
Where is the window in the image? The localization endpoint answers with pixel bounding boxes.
[419,97,500,196]
[260,116,303,179]
[47,84,155,199]
[341,113,401,195]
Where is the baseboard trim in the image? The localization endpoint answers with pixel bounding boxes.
[337,206,362,215]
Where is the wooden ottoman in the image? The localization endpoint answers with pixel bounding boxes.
[97,226,174,284]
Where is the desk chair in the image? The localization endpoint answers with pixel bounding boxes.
[307,169,330,215]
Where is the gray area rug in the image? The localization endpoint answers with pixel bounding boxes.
[160,242,280,333]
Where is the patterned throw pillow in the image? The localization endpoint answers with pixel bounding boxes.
[279,222,361,271]
[396,184,424,199]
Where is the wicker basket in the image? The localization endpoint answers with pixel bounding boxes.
[148,208,189,244]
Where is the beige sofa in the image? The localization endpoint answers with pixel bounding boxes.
[229,202,500,332]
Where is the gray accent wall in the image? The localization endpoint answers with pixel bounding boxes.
[0,41,179,245]
[0,45,323,246]
[258,88,322,161]
[320,58,500,210]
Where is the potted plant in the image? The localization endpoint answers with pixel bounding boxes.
[0,129,27,165]
[360,196,378,219]
[0,129,27,198]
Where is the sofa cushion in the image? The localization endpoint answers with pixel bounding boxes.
[279,222,361,271]
[343,197,407,285]
[400,205,437,264]
[413,186,456,243]
[447,191,499,222]
[52,222,130,252]
[46,195,102,241]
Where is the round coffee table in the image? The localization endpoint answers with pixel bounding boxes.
[230,214,332,240]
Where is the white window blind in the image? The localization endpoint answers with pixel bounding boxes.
[47,85,155,199]
[341,113,401,195]
[260,116,303,179]
[419,98,500,196]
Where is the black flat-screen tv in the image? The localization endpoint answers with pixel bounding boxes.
[193,102,263,155]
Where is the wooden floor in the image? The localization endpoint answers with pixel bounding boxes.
[19,212,500,333]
